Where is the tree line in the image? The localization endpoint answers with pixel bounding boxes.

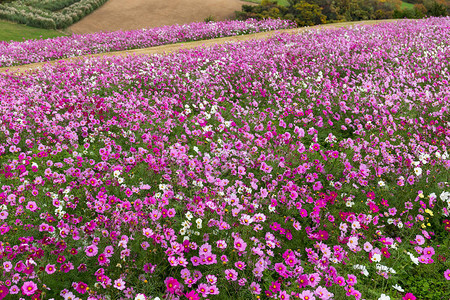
[236,0,450,26]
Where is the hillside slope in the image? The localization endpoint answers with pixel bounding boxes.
[1,19,399,74]
[69,0,250,34]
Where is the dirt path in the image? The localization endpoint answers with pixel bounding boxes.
[69,0,252,34]
[0,19,399,74]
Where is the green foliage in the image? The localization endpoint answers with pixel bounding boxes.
[23,0,82,12]
[393,7,425,18]
[401,1,415,9]
[237,0,448,25]
[0,0,108,29]
[0,19,66,42]
[291,1,327,25]
[204,15,215,23]
[236,0,326,26]
[242,0,290,5]
[424,0,448,15]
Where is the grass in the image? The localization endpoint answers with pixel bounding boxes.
[0,19,67,42]
[242,0,290,6]
[401,1,415,9]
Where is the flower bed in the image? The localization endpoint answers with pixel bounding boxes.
[0,19,295,67]
[0,17,449,300]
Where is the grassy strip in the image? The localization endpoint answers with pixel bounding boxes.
[242,0,290,6]
[401,1,415,9]
[0,19,66,42]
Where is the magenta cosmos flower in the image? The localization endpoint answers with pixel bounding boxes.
[165,277,180,293]
[45,264,56,274]
[76,282,88,294]
[0,285,8,299]
[403,293,416,300]
[185,290,200,300]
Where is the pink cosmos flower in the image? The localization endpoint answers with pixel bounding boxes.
[216,240,227,249]
[85,245,98,257]
[197,283,209,297]
[45,264,56,274]
[224,269,238,281]
[347,274,357,286]
[209,285,219,295]
[279,290,290,300]
[104,245,114,257]
[235,261,246,270]
[190,256,200,266]
[206,274,217,285]
[234,238,247,252]
[199,243,212,255]
[21,281,37,296]
[25,201,38,212]
[334,276,345,286]
[309,273,321,288]
[114,278,126,291]
[423,247,435,257]
[2,261,12,272]
[444,269,450,280]
[415,235,425,245]
[299,289,316,300]
[9,285,19,294]
[250,282,261,294]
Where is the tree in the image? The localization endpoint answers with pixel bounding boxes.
[424,0,448,15]
[290,1,327,26]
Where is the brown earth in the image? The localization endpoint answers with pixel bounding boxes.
[0,19,400,74]
[69,0,252,34]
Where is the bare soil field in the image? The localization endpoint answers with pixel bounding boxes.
[1,19,400,74]
[69,0,251,34]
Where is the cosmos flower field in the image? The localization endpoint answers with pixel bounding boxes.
[0,17,450,300]
[0,19,294,68]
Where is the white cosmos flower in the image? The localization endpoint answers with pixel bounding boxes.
[378,294,391,300]
[392,284,404,292]
[134,294,146,300]
[407,252,419,265]
[185,211,193,220]
[440,191,450,201]
[346,201,355,207]
[372,253,381,262]
[414,167,422,176]
[196,218,202,229]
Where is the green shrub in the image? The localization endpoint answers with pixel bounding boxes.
[0,0,108,29]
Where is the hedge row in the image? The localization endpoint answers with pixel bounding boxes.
[23,0,82,12]
[0,0,108,29]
